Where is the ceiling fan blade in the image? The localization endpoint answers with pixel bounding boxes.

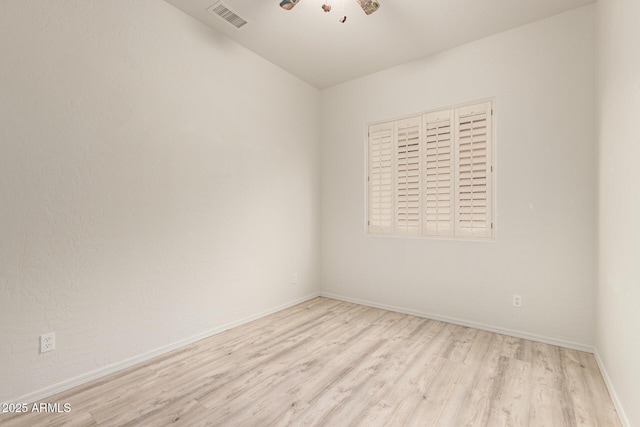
[279,0,300,10]
[355,0,380,15]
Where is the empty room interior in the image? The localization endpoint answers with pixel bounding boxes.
[0,0,638,425]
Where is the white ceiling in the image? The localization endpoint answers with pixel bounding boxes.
[165,0,594,89]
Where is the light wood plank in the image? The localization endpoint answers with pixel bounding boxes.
[0,297,622,427]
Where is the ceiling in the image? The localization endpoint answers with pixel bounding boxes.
[165,0,594,89]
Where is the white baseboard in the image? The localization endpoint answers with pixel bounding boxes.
[593,348,631,427]
[5,292,320,406]
[321,292,594,353]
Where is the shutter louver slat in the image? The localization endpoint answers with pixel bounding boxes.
[368,122,394,233]
[454,102,493,237]
[423,110,454,236]
[395,116,422,235]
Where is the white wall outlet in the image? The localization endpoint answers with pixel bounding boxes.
[40,332,55,353]
[292,273,298,285]
[512,295,522,308]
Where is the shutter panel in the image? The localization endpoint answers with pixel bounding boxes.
[394,116,422,235]
[368,122,394,233]
[423,109,454,237]
[454,102,492,238]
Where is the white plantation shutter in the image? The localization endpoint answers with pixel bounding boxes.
[423,110,454,237]
[367,100,493,239]
[454,102,493,238]
[368,122,394,233]
[394,116,422,235]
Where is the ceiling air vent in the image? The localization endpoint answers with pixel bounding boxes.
[207,1,247,28]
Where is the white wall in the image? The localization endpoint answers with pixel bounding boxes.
[321,6,596,347]
[0,0,320,403]
[596,0,640,425]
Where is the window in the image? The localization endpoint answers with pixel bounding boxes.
[367,100,494,239]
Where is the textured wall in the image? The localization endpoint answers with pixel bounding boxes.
[321,6,596,347]
[0,0,320,402]
[596,0,640,425]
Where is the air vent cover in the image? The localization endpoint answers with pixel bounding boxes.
[207,1,247,28]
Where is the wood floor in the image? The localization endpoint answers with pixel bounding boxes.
[1,297,622,427]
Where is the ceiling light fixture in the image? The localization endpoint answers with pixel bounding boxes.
[279,0,380,23]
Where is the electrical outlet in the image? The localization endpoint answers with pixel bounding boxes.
[40,332,55,353]
[292,273,298,285]
[512,295,522,308]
